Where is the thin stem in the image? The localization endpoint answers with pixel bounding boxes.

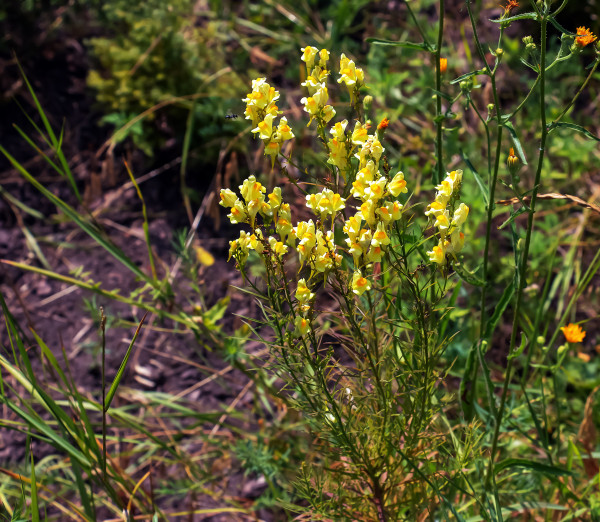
[486,10,550,490]
[100,307,107,482]
[549,59,600,129]
[435,0,445,184]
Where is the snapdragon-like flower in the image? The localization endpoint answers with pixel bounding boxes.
[219,188,238,208]
[276,203,293,244]
[387,171,408,197]
[268,236,288,259]
[301,46,319,71]
[228,231,251,263]
[351,269,371,296]
[249,229,265,254]
[351,121,369,145]
[338,54,365,90]
[296,278,315,305]
[371,222,391,248]
[362,176,386,202]
[451,203,469,227]
[294,315,311,337]
[426,170,469,264]
[427,241,446,265]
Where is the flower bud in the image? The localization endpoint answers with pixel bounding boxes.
[507,147,521,178]
[495,48,504,58]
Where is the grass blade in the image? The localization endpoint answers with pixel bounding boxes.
[104,312,149,411]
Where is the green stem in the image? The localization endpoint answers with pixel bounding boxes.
[549,58,600,129]
[486,10,550,491]
[434,0,445,184]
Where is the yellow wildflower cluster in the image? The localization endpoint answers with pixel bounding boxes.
[344,145,407,295]
[244,78,294,163]
[300,47,336,126]
[338,53,365,102]
[219,176,289,264]
[425,170,469,265]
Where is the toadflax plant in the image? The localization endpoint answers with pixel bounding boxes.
[219,47,471,520]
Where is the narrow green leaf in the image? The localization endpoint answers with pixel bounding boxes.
[429,88,454,102]
[453,262,486,287]
[30,451,39,522]
[495,458,574,476]
[0,146,155,286]
[508,332,527,360]
[489,12,537,23]
[548,17,575,36]
[70,459,95,520]
[498,206,528,230]
[104,312,148,411]
[460,151,489,206]
[366,37,433,52]
[0,184,44,219]
[450,69,485,85]
[2,399,90,467]
[16,61,81,201]
[550,122,600,142]
[501,121,528,165]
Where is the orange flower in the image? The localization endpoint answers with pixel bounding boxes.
[560,323,586,343]
[507,147,519,172]
[377,117,389,131]
[439,57,448,74]
[501,0,518,15]
[575,26,597,48]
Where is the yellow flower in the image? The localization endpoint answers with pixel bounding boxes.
[268,236,288,258]
[240,175,266,205]
[294,315,311,337]
[560,323,586,343]
[365,176,387,202]
[371,222,391,248]
[219,188,238,208]
[276,117,295,141]
[366,245,384,263]
[575,26,597,48]
[351,121,369,145]
[330,119,349,140]
[252,113,275,140]
[352,270,371,296]
[451,203,470,227]
[427,242,446,265]
[276,203,293,243]
[301,46,319,71]
[387,171,408,197]
[296,279,315,304]
[318,48,330,67]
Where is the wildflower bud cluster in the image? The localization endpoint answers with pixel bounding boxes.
[425,170,469,265]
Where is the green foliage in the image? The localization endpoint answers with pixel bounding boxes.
[87,0,245,155]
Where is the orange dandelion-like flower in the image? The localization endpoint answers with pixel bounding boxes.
[501,0,519,15]
[439,57,448,74]
[377,117,390,131]
[561,323,586,343]
[575,26,597,48]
